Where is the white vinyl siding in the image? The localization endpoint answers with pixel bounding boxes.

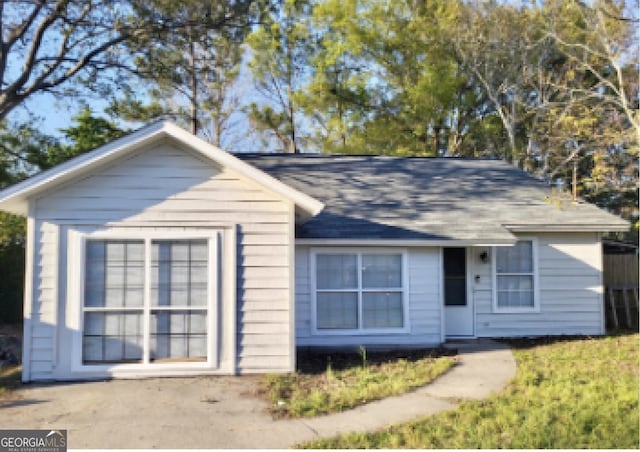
[475,232,604,337]
[296,247,441,347]
[26,220,58,380]
[27,141,294,380]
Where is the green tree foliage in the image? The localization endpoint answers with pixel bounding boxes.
[109,0,253,148]
[246,0,313,153]
[0,122,55,186]
[0,119,51,322]
[45,107,127,167]
[307,0,472,156]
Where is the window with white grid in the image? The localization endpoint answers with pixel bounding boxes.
[314,251,406,332]
[494,240,537,311]
[83,238,211,364]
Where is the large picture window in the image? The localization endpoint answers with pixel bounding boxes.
[314,251,406,332]
[494,240,537,311]
[82,238,212,365]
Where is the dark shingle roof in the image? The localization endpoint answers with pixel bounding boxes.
[236,154,629,242]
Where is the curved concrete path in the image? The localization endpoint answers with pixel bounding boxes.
[292,339,516,442]
[1,340,516,449]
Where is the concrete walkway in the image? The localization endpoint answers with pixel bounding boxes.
[293,339,516,441]
[1,340,516,449]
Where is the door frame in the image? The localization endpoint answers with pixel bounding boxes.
[442,247,476,339]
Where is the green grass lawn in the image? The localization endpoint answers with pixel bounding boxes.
[259,348,456,418]
[0,365,21,398]
[303,333,639,449]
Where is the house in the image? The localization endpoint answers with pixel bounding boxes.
[0,122,628,382]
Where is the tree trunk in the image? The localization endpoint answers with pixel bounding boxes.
[189,36,198,135]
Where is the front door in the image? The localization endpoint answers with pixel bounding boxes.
[444,247,474,337]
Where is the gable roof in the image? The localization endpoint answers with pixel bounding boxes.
[0,122,324,219]
[237,154,629,243]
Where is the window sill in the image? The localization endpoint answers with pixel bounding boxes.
[492,307,540,314]
[73,360,218,374]
[312,327,410,336]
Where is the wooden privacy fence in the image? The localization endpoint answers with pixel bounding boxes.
[603,254,639,330]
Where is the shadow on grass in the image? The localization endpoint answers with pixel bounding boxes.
[498,330,640,350]
[295,347,457,375]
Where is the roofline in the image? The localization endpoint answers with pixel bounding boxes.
[0,121,324,217]
[295,238,518,246]
[237,153,506,161]
[504,224,630,233]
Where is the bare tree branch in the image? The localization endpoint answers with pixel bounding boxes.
[0,0,259,122]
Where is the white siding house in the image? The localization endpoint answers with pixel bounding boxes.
[295,246,442,348]
[0,121,629,382]
[474,232,605,337]
[0,123,322,381]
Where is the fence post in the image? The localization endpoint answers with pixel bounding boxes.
[622,289,632,329]
[608,287,619,329]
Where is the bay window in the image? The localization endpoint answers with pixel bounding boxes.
[314,251,406,332]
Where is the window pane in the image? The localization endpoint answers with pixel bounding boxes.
[85,242,105,307]
[497,290,534,308]
[497,275,533,291]
[83,312,143,363]
[151,240,208,307]
[363,292,403,328]
[444,248,466,306]
[85,240,144,308]
[317,254,357,289]
[362,254,402,288]
[150,311,207,361]
[443,248,466,276]
[497,276,534,308]
[496,241,532,273]
[317,292,358,329]
[83,238,211,365]
[444,279,466,306]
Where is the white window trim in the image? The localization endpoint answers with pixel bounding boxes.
[492,237,540,314]
[69,228,220,374]
[310,247,410,335]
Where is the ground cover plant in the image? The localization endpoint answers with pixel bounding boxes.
[0,366,20,398]
[0,323,21,398]
[259,347,457,418]
[302,334,639,449]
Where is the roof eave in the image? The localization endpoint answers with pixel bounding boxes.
[295,237,518,246]
[504,223,630,233]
